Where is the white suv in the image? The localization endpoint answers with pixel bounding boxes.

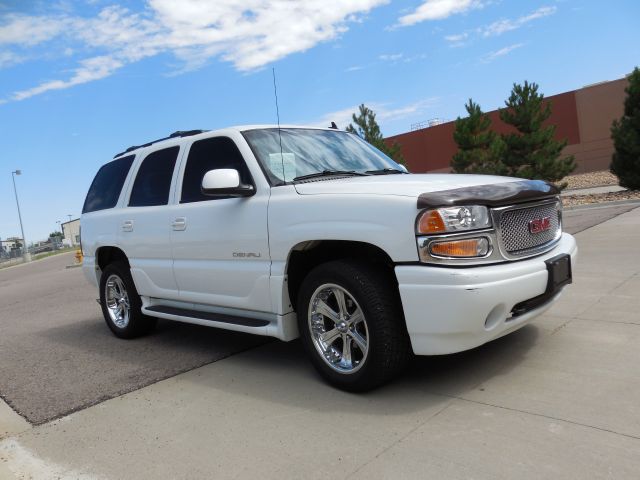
[81,126,577,391]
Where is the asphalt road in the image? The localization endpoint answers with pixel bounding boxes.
[0,202,636,425]
[0,253,266,424]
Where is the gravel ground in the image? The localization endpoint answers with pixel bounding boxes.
[563,190,640,207]
[558,170,640,207]
[560,170,619,190]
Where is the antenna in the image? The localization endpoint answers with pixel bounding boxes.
[272,67,286,183]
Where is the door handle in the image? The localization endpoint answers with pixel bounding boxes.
[122,220,133,232]
[172,217,187,231]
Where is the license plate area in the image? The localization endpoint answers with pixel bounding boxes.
[545,253,572,294]
[510,253,573,318]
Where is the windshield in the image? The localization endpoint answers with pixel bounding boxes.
[242,128,404,185]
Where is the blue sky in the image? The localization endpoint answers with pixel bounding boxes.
[1,0,638,243]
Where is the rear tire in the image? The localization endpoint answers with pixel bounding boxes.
[99,261,156,339]
[297,260,412,392]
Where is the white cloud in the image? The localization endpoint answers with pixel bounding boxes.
[1,0,389,102]
[444,32,468,46]
[443,6,556,48]
[379,53,404,61]
[0,14,68,46]
[12,55,124,101]
[0,51,25,69]
[482,43,523,62]
[315,98,440,130]
[397,0,483,27]
[481,6,556,37]
[444,33,467,42]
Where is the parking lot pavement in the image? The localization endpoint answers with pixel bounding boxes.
[0,252,267,425]
[0,205,639,479]
[562,201,640,234]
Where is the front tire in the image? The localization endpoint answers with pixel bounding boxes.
[297,260,412,391]
[99,261,156,339]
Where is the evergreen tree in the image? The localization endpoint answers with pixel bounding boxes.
[451,99,507,175]
[611,67,640,190]
[499,81,575,182]
[346,104,405,164]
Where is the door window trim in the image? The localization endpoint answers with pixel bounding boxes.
[122,142,185,208]
[175,135,256,204]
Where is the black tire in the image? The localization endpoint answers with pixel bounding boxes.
[99,261,156,339]
[297,260,412,392]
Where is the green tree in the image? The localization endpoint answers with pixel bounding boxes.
[611,67,640,190]
[451,99,507,175]
[49,231,63,238]
[499,81,575,182]
[346,104,405,164]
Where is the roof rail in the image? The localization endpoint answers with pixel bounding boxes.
[113,129,208,158]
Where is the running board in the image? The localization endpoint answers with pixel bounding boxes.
[145,305,270,328]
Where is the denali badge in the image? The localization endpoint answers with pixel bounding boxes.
[529,217,551,234]
[233,252,262,258]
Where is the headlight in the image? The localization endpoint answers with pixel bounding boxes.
[416,205,491,234]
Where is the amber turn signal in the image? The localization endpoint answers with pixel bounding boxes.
[430,238,490,258]
[417,210,446,234]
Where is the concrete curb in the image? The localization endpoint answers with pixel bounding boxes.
[564,199,640,210]
[0,398,30,440]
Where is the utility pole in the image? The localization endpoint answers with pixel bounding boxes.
[56,220,62,249]
[11,170,31,262]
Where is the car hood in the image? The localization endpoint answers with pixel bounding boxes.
[294,174,520,198]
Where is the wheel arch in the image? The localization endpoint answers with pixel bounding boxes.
[96,245,130,273]
[285,240,398,311]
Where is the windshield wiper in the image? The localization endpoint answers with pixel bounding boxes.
[365,168,407,175]
[293,170,370,182]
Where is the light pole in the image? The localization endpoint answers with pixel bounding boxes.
[56,220,62,249]
[11,170,31,262]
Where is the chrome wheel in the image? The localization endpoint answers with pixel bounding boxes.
[104,274,130,329]
[308,283,369,374]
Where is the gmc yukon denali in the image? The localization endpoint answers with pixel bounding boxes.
[81,126,577,391]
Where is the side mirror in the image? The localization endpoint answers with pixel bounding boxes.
[201,169,254,197]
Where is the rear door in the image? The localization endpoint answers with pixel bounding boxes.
[171,135,271,312]
[118,145,182,300]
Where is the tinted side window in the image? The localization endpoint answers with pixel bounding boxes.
[82,155,135,213]
[181,137,252,203]
[129,146,179,207]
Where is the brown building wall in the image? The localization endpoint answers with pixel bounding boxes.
[386,77,627,174]
[570,78,627,173]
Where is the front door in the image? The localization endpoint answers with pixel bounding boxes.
[171,136,271,313]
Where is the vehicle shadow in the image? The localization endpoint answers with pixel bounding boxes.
[177,322,542,417]
[16,318,268,424]
[31,315,540,422]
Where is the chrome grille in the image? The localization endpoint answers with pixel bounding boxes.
[498,201,561,256]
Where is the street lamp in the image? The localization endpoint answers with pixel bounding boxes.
[56,220,62,249]
[11,170,31,262]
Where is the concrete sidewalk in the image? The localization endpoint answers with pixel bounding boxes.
[1,208,640,479]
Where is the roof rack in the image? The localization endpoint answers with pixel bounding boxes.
[113,129,208,158]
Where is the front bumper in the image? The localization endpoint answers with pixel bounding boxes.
[396,232,577,355]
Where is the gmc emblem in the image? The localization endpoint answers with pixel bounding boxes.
[529,217,551,234]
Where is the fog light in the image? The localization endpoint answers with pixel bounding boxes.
[430,237,490,258]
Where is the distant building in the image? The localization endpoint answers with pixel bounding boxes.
[386,76,629,174]
[0,237,23,257]
[61,218,81,246]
